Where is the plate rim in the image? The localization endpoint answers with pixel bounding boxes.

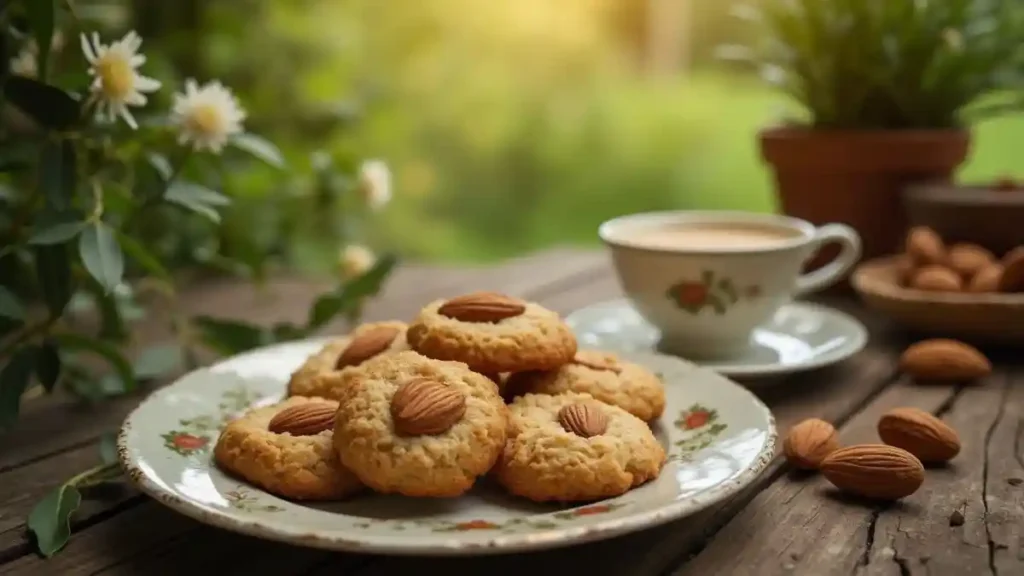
[566,298,868,378]
[117,341,777,556]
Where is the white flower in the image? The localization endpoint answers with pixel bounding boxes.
[171,79,247,154]
[80,31,161,129]
[338,245,376,280]
[10,45,37,78]
[357,160,392,210]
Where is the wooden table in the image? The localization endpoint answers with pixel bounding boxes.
[2,247,1022,576]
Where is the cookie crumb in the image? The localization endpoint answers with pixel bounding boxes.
[1007,477,1023,486]
[949,508,965,526]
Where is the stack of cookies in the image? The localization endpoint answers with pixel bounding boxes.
[214,291,667,504]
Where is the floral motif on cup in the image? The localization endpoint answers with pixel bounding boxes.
[224,487,284,513]
[667,403,728,463]
[666,270,761,315]
[161,386,266,457]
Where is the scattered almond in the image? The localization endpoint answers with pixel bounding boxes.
[909,265,962,292]
[437,292,527,323]
[572,351,622,374]
[967,264,1004,293]
[268,402,337,436]
[900,339,992,382]
[947,243,995,279]
[905,226,946,266]
[390,377,466,436]
[993,176,1019,191]
[998,247,1024,292]
[558,402,609,438]
[783,418,840,470]
[877,407,960,463]
[336,325,402,369]
[820,444,925,500]
[894,255,917,287]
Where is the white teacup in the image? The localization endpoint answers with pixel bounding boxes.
[599,211,862,360]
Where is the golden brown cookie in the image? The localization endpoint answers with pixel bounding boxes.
[406,292,577,374]
[287,321,408,399]
[213,396,363,500]
[504,350,665,421]
[331,350,508,497]
[494,392,665,502]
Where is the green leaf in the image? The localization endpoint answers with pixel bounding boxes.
[146,153,173,181]
[4,76,80,130]
[0,285,25,320]
[34,244,73,317]
[51,333,136,393]
[28,483,81,558]
[28,210,86,245]
[80,274,127,341]
[36,340,61,393]
[98,433,118,465]
[0,346,38,430]
[114,231,171,282]
[78,222,124,294]
[24,0,55,80]
[231,133,285,168]
[192,317,270,356]
[164,182,230,224]
[307,254,398,330]
[39,139,76,210]
[132,343,184,380]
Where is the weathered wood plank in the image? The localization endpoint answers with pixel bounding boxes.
[0,249,608,573]
[984,368,1024,575]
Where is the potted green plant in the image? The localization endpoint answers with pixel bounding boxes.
[722,0,1024,265]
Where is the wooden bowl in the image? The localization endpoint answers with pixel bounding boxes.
[904,182,1024,254]
[851,256,1024,345]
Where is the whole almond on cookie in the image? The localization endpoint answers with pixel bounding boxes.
[268,402,337,436]
[909,265,962,292]
[998,247,1024,292]
[391,377,466,436]
[336,325,402,368]
[968,264,1004,293]
[905,226,946,266]
[878,407,960,463]
[558,402,609,438]
[783,418,840,470]
[947,243,995,279]
[821,444,924,500]
[900,339,991,382]
[437,292,527,323]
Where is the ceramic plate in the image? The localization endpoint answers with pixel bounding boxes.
[566,299,868,379]
[118,340,775,556]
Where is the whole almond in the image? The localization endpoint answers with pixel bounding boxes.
[905,226,946,266]
[967,264,1004,293]
[336,325,402,369]
[894,255,916,287]
[437,292,526,323]
[947,243,995,279]
[558,402,609,438]
[821,444,925,500]
[878,407,960,463]
[268,402,337,436]
[391,377,466,436]
[783,418,840,470]
[900,339,992,382]
[909,265,962,292]
[998,247,1024,292]
[572,351,622,374]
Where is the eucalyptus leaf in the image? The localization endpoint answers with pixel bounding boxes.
[133,343,184,380]
[81,274,127,342]
[114,231,171,282]
[79,222,124,294]
[4,76,80,130]
[24,0,55,80]
[28,210,86,245]
[146,153,173,181]
[231,133,286,168]
[0,345,38,430]
[164,182,231,223]
[27,483,81,558]
[51,333,136,393]
[34,244,73,317]
[307,254,398,330]
[0,285,25,320]
[39,139,76,210]
[192,317,270,356]
[36,340,61,393]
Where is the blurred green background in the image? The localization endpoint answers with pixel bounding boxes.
[87,0,1024,270]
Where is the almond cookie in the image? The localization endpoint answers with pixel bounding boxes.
[214,396,363,500]
[494,392,665,502]
[406,292,577,374]
[331,350,508,497]
[287,320,408,399]
[504,350,665,421]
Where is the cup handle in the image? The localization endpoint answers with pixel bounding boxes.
[794,224,863,296]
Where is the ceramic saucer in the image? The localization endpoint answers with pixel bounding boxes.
[565,298,868,379]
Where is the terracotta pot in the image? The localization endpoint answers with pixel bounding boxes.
[760,128,971,287]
